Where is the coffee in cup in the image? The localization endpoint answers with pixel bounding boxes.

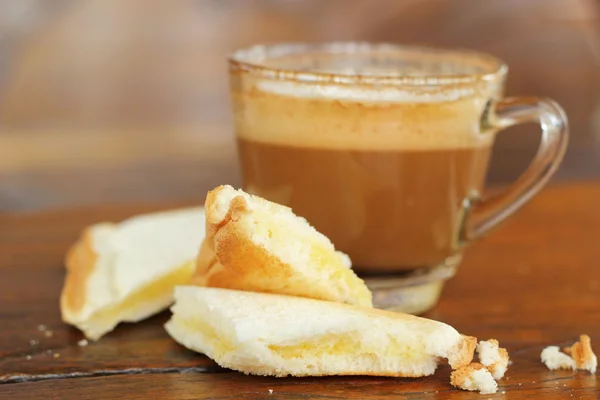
[229,43,568,312]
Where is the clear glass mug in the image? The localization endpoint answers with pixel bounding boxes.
[228,43,568,313]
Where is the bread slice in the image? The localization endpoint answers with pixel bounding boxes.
[165,286,476,377]
[191,185,372,307]
[61,207,205,340]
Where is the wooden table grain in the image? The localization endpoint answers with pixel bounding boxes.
[1,183,599,399]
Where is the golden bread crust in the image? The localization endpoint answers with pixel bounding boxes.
[450,362,487,388]
[191,194,295,291]
[450,361,498,394]
[450,335,477,370]
[60,226,106,320]
[564,334,596,372]
[190,239,218,286]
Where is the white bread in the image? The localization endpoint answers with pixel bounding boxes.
[450,363,498,394]
[564,335,597,373]
[165,286,476,377]
[541,346,576,371]
[191,185,372,307]
[476,339,509,380]
[541,335,597,373]
[61,207,205,340]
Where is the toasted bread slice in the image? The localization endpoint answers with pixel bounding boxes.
[165,286,476,377]
[61,207,205,340]
[191,185,372,307]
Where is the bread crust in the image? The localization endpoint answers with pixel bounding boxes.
[61,207,204,340]
[450,362,497,394]
[60,225,109,321]
[450,362,486,387]
[451,335,477,370]
[564,334,597,373]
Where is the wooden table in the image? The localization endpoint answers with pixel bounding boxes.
[0,183,599,399]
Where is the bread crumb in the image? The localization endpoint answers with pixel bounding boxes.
[476,339,509,380]
[541,346,576,370]
[564,334,597,373]
[268,389,273,394]
[44,330,53,338]
[37,324,47,332]
[29,339,39,346]
[53,353,60,358]
[78,339,89,347]
[25,355,32,360]
[450,363,498,394]
[502,391,506,394]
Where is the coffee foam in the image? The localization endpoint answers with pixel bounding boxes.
[233,82,496,151]
[257,80,477,104]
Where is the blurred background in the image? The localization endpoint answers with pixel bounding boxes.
[0,0,599,211]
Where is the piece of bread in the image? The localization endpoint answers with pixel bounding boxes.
[61,207,205,340]
[450,363,498,394]
[564,335,597,373]
[476,339,509,380]
[165,286,476,377]
[191,185,372,307]
[541,346,576,371]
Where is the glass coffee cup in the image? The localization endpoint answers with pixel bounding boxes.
[228,43,568,313]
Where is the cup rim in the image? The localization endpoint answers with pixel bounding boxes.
[229,42,507,87]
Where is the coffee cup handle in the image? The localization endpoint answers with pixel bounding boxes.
[462,97,569,241]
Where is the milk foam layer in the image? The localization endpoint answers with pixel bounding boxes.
[257,80,478,104]
[232,81,497,151]
[231,43,504,150]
